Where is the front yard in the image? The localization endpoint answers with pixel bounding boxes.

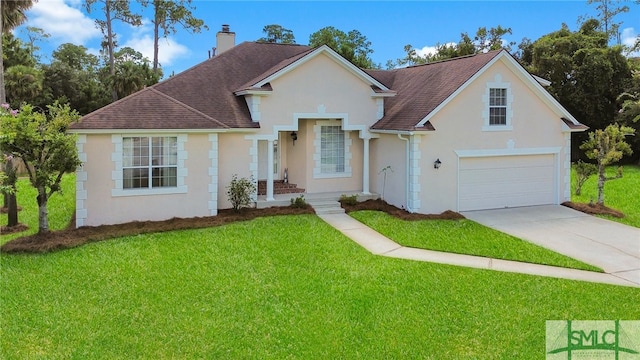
[2,215,639,359]
[571,164,640,228]
[1,170,638,358]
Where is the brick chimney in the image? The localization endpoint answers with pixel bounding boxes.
[216,24,235,55]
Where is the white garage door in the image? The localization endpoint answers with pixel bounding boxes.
[458,155,556,211]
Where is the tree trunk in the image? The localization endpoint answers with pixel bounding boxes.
[105,0,118,102]
[4,158,19,227]
[0,0,5,105]
[597,163,606,205]
[153,0,160,74]
[37,187,49,234]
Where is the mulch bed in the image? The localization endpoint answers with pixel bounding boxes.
[561,201,625,218]
[340,199,465,220]
[1,199,464,254]
[1,199,625,254]
[1,206,315,254]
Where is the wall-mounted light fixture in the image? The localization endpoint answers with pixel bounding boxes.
[434,158,442,169]
[290,131,298,145]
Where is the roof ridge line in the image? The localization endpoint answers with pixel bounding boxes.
[405,49,504,69]
[149,88,230,129]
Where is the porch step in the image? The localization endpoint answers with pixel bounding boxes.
[307,200,345,215]
[257,180,305,196]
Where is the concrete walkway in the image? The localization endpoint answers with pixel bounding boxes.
[318,212,640,288]
[462,205,640,287]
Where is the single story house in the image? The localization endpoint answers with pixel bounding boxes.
[69,26,587,227]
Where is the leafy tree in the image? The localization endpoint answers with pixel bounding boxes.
[582,0,629,41]
[524,20,631,159]
[84,0,142,101]
[309,26,376,68]
[41,43,110,115]
[1,0,34,103]
[4,64,43,106]
[2,32,36,68]
[143,0,207,74]
[1,0,34,227]
[21,26,50,63]
[389,26,514,68]
[574,160,597,195]
[579,124,634,205]
[0,102,81,233]
[258,24,296,44]
[109,47,160,98]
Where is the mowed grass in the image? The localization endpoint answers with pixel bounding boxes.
[2,215,639,359]
[0,174,75,243]
[349,211,601,272]
[572,164,640,228]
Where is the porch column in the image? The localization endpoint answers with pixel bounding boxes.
[267,139,275,201]
[362,137,371,194]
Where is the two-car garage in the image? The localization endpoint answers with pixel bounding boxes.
[457,153,558,212]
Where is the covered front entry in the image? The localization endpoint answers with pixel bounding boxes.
[254,117,373,202]
[458,154,556,211]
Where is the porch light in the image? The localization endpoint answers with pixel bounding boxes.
[434,158,442,169]
[290,131,298,145]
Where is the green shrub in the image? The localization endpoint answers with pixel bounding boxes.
[339,194,358,206]
[574,160,597,196]
[290,194,307,208]
[226,174,256,211]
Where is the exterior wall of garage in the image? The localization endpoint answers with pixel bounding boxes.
[415,59,571,214]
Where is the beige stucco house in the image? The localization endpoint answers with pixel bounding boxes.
[69,27,587,227]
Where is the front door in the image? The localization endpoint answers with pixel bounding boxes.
[257,139,279,180]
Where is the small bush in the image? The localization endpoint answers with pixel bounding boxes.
[290,194,307,208]
[339,194,358,206]
[574,160,597,196]
[226,174,256,212]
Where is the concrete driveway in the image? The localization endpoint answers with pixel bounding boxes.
[462,205,640,286]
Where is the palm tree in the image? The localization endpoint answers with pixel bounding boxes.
[1,0,35,103]
[1,0,35,226]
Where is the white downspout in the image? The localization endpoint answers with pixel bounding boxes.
[397,133,413,213]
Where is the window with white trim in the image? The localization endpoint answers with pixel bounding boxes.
[123,136,178,189]
[321,125,345,174]
[482,74,513,131]
[313,120,352,179]
[489,88,507,125]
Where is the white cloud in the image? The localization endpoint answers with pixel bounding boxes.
[621,27,639,56]
[415,43,456,58]
[27,0,101,45]
[123,34,189,66]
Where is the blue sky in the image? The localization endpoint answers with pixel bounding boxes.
[16,0,640,77]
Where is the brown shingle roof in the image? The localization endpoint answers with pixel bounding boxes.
[370,51,502,131]
[71,88,229,130]
[72,44,578,133]
[71,42,312,130]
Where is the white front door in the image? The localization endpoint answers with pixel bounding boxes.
[258,139,279,180]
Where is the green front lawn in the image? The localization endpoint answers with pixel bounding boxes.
[349,210,601,272]
[571,164,640,228]
[1,175,75,243]
[2,215,638,359]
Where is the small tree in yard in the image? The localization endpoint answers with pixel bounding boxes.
[0,102,81,234]
[579,124,634,205]
[574,160,597,195]
[226,174,256,212]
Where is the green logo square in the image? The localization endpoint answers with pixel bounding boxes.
[546,320,640,359]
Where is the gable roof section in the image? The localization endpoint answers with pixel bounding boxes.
[70,87,229,130]
[235,45,394,95]
[370,51,502,131]
[71,42,312,131]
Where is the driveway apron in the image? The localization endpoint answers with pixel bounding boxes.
[462,205,640,286]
